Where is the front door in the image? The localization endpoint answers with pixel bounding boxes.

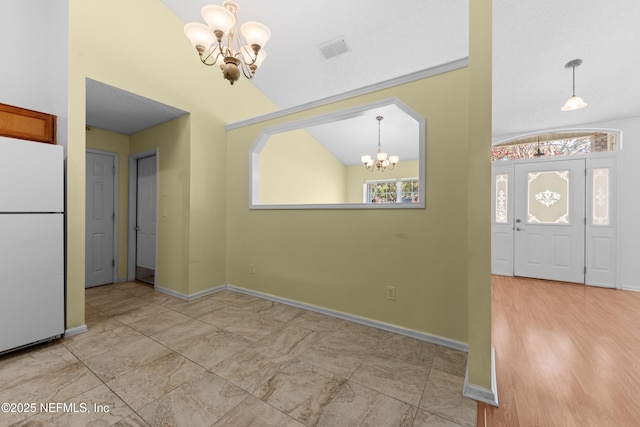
[86,151,115,287]
[514,159,585,283]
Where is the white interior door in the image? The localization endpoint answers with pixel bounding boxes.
[136,155,157,284]
[514,159,585,283]
[86,151,115,287]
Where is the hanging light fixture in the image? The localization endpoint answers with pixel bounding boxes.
[561,59,588,111]
[534,136,544,157]
[183,1,271,85]
[361,116,399,172]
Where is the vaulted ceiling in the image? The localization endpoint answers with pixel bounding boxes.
[87,0,640,145]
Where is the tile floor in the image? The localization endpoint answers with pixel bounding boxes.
[0,282,476,427]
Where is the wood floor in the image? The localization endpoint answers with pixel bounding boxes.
[478,275,640,427]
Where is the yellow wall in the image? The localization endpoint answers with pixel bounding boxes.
[85,116,199,292]
[467,0,493,389]
[130,116,192,294]
[345,160,419,203]
[227,70,471,343]
[259,129,346,204]
[85,127,130,280]
[67,0,277,326]
[66,0,491,391]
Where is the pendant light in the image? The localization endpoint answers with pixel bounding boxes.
[561,59,588,111]
[534,136,544,157]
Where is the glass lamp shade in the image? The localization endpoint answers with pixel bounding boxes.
[240,45,266,67]
[361,155,372,164]
[201,4,236,35]
[241,21,271,48]
[254,49,266,67]
[184,23,215,50]
[377,152,388,161]
[389,155,399,164]
[561,95,587,111]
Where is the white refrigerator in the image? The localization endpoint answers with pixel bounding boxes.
[0,136,65,354]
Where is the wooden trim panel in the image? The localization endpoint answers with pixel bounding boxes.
[0,103,56,144]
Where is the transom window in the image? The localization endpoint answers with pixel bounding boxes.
[492,132,617,162]
[364,179,420,204]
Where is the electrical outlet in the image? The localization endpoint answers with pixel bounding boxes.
[249,264,255,274]
[386,286,396,300]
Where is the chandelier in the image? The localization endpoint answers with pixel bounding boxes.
[361,116,399,172]
[183,1,271,85]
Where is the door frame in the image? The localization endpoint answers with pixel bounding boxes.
[86,148,119,285]
[491,150,620,288]
[127,148,159,283]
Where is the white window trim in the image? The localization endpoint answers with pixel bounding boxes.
[363,177,420,204]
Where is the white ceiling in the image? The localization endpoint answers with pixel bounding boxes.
[86,79,187,135]
[492,0,640,140]
[87,0,640,148]
[160,0,468,112]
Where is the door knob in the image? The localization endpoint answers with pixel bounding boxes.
[135,226,141,231]
[515,227,525,231]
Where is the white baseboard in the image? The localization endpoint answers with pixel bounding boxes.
[138,282,501,403]
[189,285,227,299]
[463,347,499,406]
[155,284,226,301]
[226,284,468,352]
[64,324,88,338]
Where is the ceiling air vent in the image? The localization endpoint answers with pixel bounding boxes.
[318,38,350,59]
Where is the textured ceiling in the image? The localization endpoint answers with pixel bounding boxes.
[86,1,640,145]
[492,0,640,140]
